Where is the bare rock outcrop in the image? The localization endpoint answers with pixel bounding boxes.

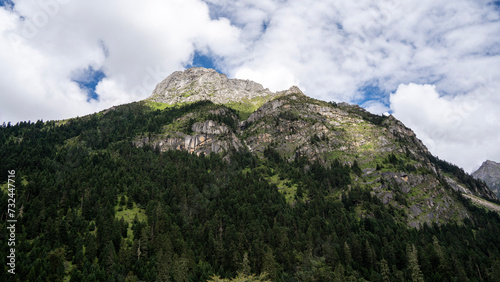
[149,67,276,105]
[133,119,243,156]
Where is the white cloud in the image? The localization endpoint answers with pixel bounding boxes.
[211,0,500,103]
[390,83,500,173]
[362,100,390,115]
[234,65,299,92]
[0,0,241,122]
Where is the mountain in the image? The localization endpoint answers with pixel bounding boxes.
[144,68,497,208]
[1,67,500,281]
[473,160,500,198]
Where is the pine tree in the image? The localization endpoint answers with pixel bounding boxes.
[156,233,174,281]
[407,244,424,282]
[490,260,500,281]
[240,252,251,275]
[333,263,345,282]
[351,160,362,176]
[119,217,129,238]
[363,239,375,268]
[157,251,171,282]
[86,235,98,263]
[73,247,85,269]
[343,242,352,268]
[120,195,126,206]
[261,248,278,280]
[433,235,450,278]
[380,259,390,282]
[46,247,66,282]
[101,241,116,272]
[173,253,189,282]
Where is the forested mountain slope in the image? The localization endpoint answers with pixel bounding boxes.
[1,68,500,281]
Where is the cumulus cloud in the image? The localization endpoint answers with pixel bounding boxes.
[208,0,500,102]
[390,83,500,173]
[362,100,390,115]
[0,0,241,122]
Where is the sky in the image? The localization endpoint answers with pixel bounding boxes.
[0,0,499,173]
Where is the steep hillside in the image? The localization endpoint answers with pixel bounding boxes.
[473,160,500,198]
[1,68,500,281]
[140,68,496,228]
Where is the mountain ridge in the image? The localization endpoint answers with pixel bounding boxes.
[135,67,497,228]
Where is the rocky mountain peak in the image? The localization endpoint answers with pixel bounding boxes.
[473,160,500,197]
[148,67,277,105]
[485,160,500,166]
[279,85,304,96]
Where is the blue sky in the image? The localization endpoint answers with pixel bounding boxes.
[0,0,499,172]
[0,0,13,7]
[72,66,106,101]
[189,51,220,72]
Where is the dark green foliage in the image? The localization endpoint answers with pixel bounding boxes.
[206,113,238,132]
[385,153,399,165]
[328,101,338,107]
[120,195,126,206]
[340,104,387,125]
[351,160,362,176]
[309,134,321,145]
[383,153,419,174]
[126,198,134,210]
[263,146,282,163]
[1,103,500,281]
[46,247,66,281]
[278,110,299,122]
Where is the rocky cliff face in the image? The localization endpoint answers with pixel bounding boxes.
[133,106,243,155]
[473,160,500,198]
[136,67,498,227]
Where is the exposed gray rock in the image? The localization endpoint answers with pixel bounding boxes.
[149,67,276,105]
[246,99,284,123]
[444,176,471,194]
[408,221,420,228]
[410,204,422,217]
[472,160,500,198]
[380,192,393,205]
[192,120,230,135]
[133,118,243,156]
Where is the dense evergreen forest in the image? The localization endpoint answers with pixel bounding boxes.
[1,101,500,281]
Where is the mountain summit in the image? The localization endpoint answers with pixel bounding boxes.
[149,67,277,105]
[473,160,500,198]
